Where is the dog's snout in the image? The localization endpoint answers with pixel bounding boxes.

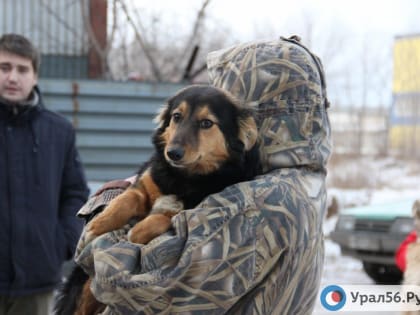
[167,147,185,161]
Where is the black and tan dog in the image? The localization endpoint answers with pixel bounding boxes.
[55,85,261,315]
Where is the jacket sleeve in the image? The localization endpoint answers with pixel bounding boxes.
[60,127,90,260]
[75,169,326,315]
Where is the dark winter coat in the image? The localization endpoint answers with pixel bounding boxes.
[0,86,89,297]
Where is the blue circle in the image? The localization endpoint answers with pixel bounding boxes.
[320,285,346,311]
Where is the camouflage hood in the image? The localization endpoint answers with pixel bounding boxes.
[207,36,331,173]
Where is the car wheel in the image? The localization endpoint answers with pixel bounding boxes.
[362,261,403,284]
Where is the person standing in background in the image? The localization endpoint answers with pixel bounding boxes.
[0,33,89,315]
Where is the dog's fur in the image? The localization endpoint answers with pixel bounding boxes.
[54,85,261,315]
[401,200,420,315]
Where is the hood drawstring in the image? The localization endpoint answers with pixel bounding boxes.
[27,90,41,185]
[29,90,40,154]
[29,120,40,186]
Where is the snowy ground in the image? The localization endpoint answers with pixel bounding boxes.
[314,157,420,314]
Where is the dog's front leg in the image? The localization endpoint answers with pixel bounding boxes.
[128,195,184,244]
[85,188,148,242]
[85,170,162,243]
[128,213,174,244]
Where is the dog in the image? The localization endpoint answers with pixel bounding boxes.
[401,200,420,315]
[54,84,261,315]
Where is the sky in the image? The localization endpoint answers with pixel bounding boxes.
[129,0,420,107]
[227,0,418,38]
[133,0,419,39]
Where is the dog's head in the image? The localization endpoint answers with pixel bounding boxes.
[153,85,258,175]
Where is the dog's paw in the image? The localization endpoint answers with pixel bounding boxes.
[128,214,173,244]
[127,226,155,244]
[127,229,144,244]
[85,218,102,236]
[82,217,107,245]
[85,212,115,237]
[83,229,97,244]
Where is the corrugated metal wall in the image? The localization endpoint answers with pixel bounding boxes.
[38,79,395,182]
[1,0,87,54]
[39,79,186,182]
[1,0,89,78]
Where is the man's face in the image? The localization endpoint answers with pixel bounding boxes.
[0,50,37,103]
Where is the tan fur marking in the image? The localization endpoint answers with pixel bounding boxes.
[138,170,162,208]
[196,106,219,124]
[162,101,190,160]
[75,279,105,315]
[87,169,162,237]
[239,116,258,151]
[175,101,189,117]
[160,127,170,147]
[193,118,229,174]
[128,214,173,244]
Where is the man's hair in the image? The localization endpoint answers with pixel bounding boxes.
[0,33,40,73]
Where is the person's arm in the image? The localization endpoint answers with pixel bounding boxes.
[59,128,90,259]
[75,171,325,315]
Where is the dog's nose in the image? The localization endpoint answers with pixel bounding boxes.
[167,147,184,161]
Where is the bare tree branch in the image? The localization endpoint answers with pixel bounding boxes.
[37,0,226,82]
[117,0,163,81]
[40,0,81,38]
[128,0,149,40]
[173,0,211,79]
[108,0,119,48]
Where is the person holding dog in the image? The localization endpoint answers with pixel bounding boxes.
[72,36,331,315]
[0,33,89,315]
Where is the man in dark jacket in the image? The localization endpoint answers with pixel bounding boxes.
[0,33,89,315]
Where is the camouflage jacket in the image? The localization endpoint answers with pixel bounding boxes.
[74,36,332,315]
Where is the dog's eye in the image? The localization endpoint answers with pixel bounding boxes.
[172,113,182,123]
[199,119,213,129]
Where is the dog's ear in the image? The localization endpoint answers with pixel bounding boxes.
[238,111,258,151]
[154,102,173,129]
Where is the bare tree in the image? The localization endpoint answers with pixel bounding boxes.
[116,0,164,81]
[39,0,231,82]
[113,0,221,82]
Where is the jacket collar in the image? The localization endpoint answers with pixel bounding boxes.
[0,86,43,122]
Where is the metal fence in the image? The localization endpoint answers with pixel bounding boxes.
[1,0,90,78]
[39,79,410,181]
[39,79,186,182]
